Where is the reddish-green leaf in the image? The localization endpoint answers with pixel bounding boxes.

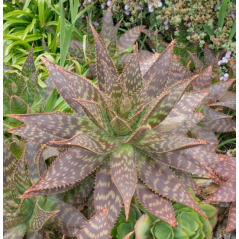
[136,130,207,153]
[28,200,59,232]
[103,60,122,103]
[77,208,110,239]
[201,79,235,105]
[166,55,187,88]
[116,26,145,55]
[110,116,132,135]
[140,53,160,76]
[3,141,18,185]
[148,77,197,127]
[135,180,177,226]
[141,148,212,177]
[193,66,212,91]
[43,197,87,236]
[10,113,98,139]
[200,118,236,133]
[40,57,84,115]
[191,125,219,152]
[26,227,44,239]
[21,147,108,198]
[118,43,143,96]
[230,59,236,77]
[189,146,227,165]
[209,99,236,111]
[94,160,123,230]
[3,223,28,239]
[91,24,118,91]
[111,144,137,221]
[188,52,204,72]
[139,50,154,61]
[101,1,114,43]
[204,43,216,68]
[22,44,36,77]
[209,156,236,180]
[227,202,236,232]
[74,99,113,135]
[168,91,208,117]
[206,177,236,202]
[11,150,29,194]
[64,176,95,207]
[144,41,174,100]
[165,113,204,136]
[10,96,28,114]
[4,215,30,229]
[51,129,121,154]
[58,66,106,107]
[197,106,231,122]
[8,124,63,145]
[135,150,205,217]
[173,170,201,194]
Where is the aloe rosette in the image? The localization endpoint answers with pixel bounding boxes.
[9,23,228,233]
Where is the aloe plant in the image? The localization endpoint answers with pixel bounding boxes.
[65,2,151,78]
[9,23,228,232]
[3,45,53,130]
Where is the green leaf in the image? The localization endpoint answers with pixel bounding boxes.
[9,141,25,159]
[38,0,45,27]
[229,16,236,40]
[10,96,28,114]
[134,214,152,239]
[3,223,28,238]
[117,223,134,239]
[203,25,213,37]
[218,0,228,28]
[3,92,10,115]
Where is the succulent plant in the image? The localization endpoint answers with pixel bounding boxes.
[3,45,53,129]
[111,204,142,239]
[66,1,151,78]
[3,140,90,238]
[207,155,236,232]
[151,199,217,239]
[9,23,229,232]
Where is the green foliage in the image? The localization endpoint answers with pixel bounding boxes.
[151,192,217,239]
[111,205,142,239]
[3,45,54,130]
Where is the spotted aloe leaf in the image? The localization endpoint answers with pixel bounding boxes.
[43,197,87,236]
[22,44,36,78]
[135,151,206,217]
[21,147,108,198]
[76,208,110,239]
[111,144,137,221]
[63,176,95,207]
[134,180,177,226]
[3,141,18,185]
[190,125,219,152]
[116,26,146,55]
[3,223,28,239]
[166,55,190,88]
[27,200,59,232]
[227,202,236,232]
